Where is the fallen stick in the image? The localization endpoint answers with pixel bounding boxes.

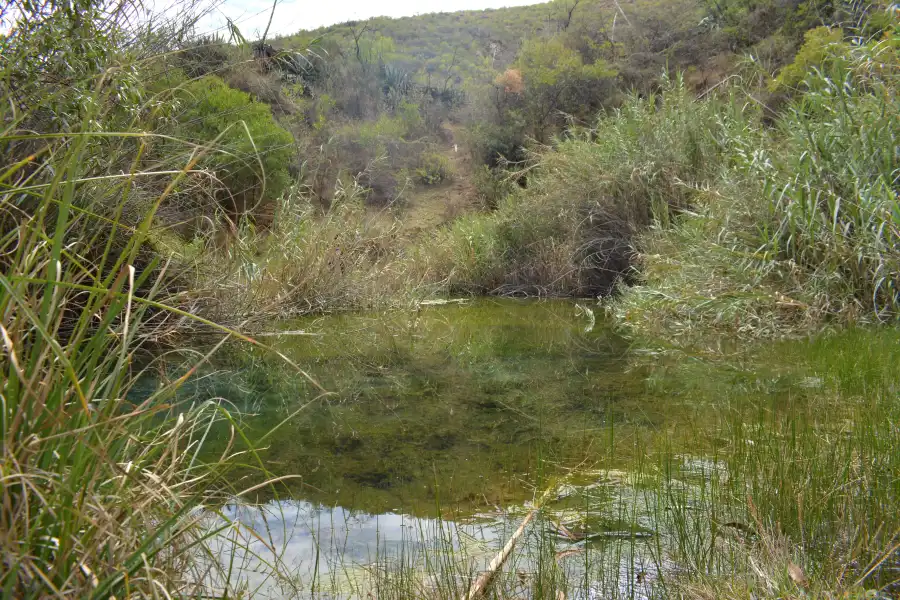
[252,330,322,337]
[461,509,537,600]
[419,298,469,306]
[460,487,554,600]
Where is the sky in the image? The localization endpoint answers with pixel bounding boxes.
[196,0,544,39]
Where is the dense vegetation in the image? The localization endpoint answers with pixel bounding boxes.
[176,0,898,326]
[1,0,898,595]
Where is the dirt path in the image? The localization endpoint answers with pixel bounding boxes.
[396,122,479,237]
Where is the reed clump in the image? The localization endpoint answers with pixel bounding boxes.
[0,2,295,595]
[0,112,240,596]
[616,25,900,340]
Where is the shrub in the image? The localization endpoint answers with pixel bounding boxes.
[466,120,527,168]
[225,67,295,113]
[769,26,845,92]
[178,36,236,78]
[415,152,453,185]
[396,99,424,134]
[173,76,295,219]
[349,112,419,145]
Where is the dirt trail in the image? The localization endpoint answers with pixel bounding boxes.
[396,122,479,237]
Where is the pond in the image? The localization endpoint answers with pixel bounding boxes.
[166,299,899,599]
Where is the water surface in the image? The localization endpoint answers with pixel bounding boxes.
[178,299,898,598]
[198,299,666,513]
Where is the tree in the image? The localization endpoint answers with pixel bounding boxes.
[349,21,373,67]
[554,0,581,31]
[513,37,616,141]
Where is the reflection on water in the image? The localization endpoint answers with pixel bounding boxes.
[207,500,500,598]
[173,299,879,598]
[207,492,659,600]
[191,299,661,514]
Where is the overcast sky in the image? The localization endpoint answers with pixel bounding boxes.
[196,0,544,39]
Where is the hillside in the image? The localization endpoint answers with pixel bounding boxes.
[199,0,821,229]
[148,0,895,309]
[277,0,706,84]
[277,0,729,103]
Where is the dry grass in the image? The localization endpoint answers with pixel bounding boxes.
[193,182,443,324]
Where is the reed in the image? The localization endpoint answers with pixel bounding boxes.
[0,2,299,595]
[617,24,900,341]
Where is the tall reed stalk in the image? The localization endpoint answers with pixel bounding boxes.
[0,1,295,595]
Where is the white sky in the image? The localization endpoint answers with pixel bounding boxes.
[196,0,544,39]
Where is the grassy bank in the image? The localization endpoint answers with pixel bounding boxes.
[420,22,899,340]
[417,78,728,297]
[0,104,240,596]
[193,186,439,324]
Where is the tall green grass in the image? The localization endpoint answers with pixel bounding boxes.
[615,24,900,340]
[647,330,900,598]
[0,115,234,596]
[0,2,303,595]
[760,34,900,318]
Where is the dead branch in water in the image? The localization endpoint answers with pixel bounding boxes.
[460,487,555,600]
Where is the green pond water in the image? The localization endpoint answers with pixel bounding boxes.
[169,299,899,599]
[194,299,664,513]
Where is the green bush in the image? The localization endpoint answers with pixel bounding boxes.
[769,26,845,92]
[466,120,527,169]
[415,152,453,185]
[174,76,294,217]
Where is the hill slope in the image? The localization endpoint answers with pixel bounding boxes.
[278,0,715,90]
